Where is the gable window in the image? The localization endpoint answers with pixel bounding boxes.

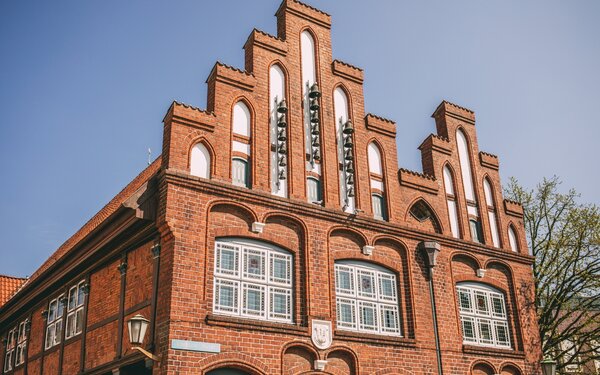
[307,177,322,204]
[508,226,519,253]
[372,194,386,221]
[335,261,401,336]
[65,281,86,339]
[14,320,28,367]
[45,295,64,350]
[232,158,250,188]
[3,327,16,372]
[456,283,511,349]
[213,239,293,323]
[190,143,211,179]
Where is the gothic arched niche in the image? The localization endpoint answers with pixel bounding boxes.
[282,345,316,375]
[407,199,443,234]
[472,362,495,375]
[326,349,356,375]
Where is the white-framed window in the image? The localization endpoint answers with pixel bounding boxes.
[213,239,293,323]
[14,320,27,367]
[469,219,483,244]
[372,194,386,221]
[456,282,511,349]
[45,295,64,350]
[3,327,16,372]
[65,281,86,339]
[335,261,401,336]
[190,143,211,179]
[232,158,250,188]
[307,177,321,204]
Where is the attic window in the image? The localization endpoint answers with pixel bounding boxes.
[410,201,431,222]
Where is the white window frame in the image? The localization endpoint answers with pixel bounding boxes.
[372,193,386,221]
[335,261,401,336]
[65,280,86,339]
[45,295,64,350]
[456,282,511,349]
[14,320,27,367]
[307,177,322,204]
[3,327,16,373]
[213,239,293,323]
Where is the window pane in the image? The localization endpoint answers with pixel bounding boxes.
[216,243,239,276]
[491,294,506,318]
[54,319,62,345]
[45,325,54,349]
[335,266,354,295]
[307,178,321,203]
[380,305,400,333]
[270,254,290,284]
[215,279,239,314]
[337,299,356,328]
[243,249,265,280]
[372,195,384,219]
[378,274,397,302]
[66,313,75,338]
[475,291,489,315]
[232,159,249,188]
[359,301,377,331]
[48,300,57,322]
[269,287,291,320]
[477,319,493,344]
[357,270,375,299]
[243,284,265,317]
[458,289,472,313]
[76,309,84,334]
[68,287,77,310]
[495,321,510,346]
[461,317,477,342]
[77,283,86,307]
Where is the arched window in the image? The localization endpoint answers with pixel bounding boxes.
[443,165,460,238]
[269,64,287,197]
[335,260,401,336]
[232,158,249,188]
[456,129,483,243]
[232,101,251,137]
[368,142,387,220]
[483,178,501,248]
[307,177,322,204]
[508,226,519,253]
[190,143,211,178]
[456,282,511,349]
[334,87,354,212]
[213,239,293,323]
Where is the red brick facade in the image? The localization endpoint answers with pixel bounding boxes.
[0,1,542,374]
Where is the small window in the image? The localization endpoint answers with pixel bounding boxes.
[372,194,387,221]
[469,219,483,243]
[190,143,211,178]
[14,320,28,367]
[3,327,16,372]
[232,158,250,188]
[213,239,293,323]
[65,281,86,339]
[335,261,401,336]
[307,177,322,204]
[45,295,65,350]
[508,226,519,253]
[456,283,511,349]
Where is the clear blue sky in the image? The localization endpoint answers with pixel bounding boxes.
[1,0,598,277]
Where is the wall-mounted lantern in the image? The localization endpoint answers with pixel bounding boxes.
[541,357,556,375]
[127,314,159,362]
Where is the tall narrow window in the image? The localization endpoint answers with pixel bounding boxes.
[508,226,519,253]
[65,280,86,339]
[368,142,387,220]
[45,295,64,350]
[335,261,401,336]
[269,64,288,197]
[334,87,355,212]
[231,101,251,189]
[483,178,501,248]
[457,129,483,243]
[190,143,211,179]
[3,327,16,372]
[232,158,250,188]
[456,282,511,349]
[213,239,293,323]
[301,31,322,203]
[469,219,484,243]
[443,165,460,238]
[14,320,27,367]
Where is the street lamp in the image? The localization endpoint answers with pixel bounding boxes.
[540,357,556,375]
[127,314,159,362]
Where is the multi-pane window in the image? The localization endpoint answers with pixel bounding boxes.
[456,283,511,348]
[65,281,86,339]
[3,328,16,372]
[45,295,64,350]
[213,239,293,323]
[14,320,27,367]
[335,261,401,336]
[372,194,386,221]
[232,158,249,188]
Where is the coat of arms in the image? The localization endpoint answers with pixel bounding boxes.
[311,319,332,350]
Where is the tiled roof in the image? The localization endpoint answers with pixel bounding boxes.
[0,275,28,307]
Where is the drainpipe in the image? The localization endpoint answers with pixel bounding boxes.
[422,241,443,375]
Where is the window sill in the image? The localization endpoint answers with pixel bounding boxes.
[334,330,416,347]
[206,314,309,336]
[462,344,525,359]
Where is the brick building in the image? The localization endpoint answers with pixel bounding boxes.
[0,1,543,374]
